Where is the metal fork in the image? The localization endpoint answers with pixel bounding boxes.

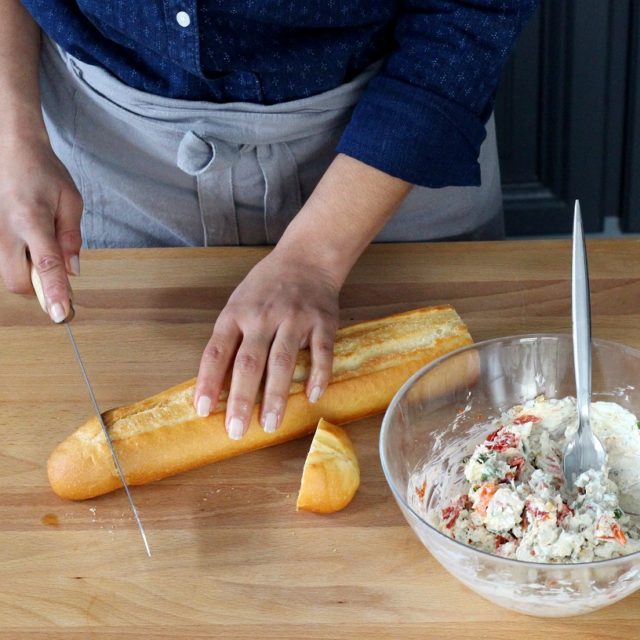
[562,200,606,491]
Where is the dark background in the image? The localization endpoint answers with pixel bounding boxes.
[495,0,640,236]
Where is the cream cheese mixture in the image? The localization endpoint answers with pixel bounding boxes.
[427,397,640,563]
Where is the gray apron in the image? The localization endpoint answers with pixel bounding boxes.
[39,35,502,248]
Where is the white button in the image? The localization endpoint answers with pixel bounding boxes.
[176,11,191,28]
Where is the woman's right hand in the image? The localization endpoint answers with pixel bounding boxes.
[0,133,83,322]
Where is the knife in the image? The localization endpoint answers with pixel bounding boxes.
[30,264,151,557]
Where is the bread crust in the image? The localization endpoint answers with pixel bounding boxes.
[47,305,473,500]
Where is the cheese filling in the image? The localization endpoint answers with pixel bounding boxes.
[426,397,640,563]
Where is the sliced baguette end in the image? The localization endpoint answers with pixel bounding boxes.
[296,418,360,514]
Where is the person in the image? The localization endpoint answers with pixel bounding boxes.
[0,0,537,440]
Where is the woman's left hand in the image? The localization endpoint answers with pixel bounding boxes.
[193,152,412,440]
[193,245,340,440]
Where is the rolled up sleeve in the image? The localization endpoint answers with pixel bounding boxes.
[337,0,538,188]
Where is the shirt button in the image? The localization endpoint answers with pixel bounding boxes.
[176,11,191,28]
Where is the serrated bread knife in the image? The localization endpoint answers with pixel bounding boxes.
[30,264,151,557]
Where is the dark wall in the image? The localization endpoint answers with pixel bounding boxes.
[495,0,640,235]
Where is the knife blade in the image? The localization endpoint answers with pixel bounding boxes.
[30,265,151,556]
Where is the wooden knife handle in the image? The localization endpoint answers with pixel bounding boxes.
[30,263,75,323]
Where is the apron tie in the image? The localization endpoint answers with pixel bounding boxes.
[177,130,240,246]
[177,131,304,245]
[256,143,302,244]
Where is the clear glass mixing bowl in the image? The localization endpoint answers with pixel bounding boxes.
[380,334,640,617]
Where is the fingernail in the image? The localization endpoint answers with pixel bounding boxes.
[228,416,244,440]
[70,255,80,276]
[50,303,66,323]
[196,395,211,417]
[309,386,322,403]
[263,411,278,433]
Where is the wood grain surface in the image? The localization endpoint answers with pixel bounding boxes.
[1,240,639,639]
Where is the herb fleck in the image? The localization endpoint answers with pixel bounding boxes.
[614,508,623,520]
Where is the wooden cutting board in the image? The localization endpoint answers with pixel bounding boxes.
[1,240,640,639]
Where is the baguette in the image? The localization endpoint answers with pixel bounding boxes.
[48,305,473,500]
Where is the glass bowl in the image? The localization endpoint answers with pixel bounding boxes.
[380,334,640,617]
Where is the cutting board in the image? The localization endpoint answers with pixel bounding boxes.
[1,240,640,638]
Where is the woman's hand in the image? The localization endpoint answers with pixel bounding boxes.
[0,1,81,321]
[193,154,412,439]
[194,246,340,439]
[0,134,83,321]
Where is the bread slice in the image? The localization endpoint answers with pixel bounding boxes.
[296,418,360,513]
[47,305,473,500]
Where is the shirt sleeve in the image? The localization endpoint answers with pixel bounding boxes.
[336,0,539,188]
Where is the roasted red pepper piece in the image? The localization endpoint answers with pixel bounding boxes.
[512,414,541,425]
[557,502,574,524]
[485,430,520,452]
[441,496,471,529]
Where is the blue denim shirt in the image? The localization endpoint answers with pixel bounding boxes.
[22,1,537,187]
